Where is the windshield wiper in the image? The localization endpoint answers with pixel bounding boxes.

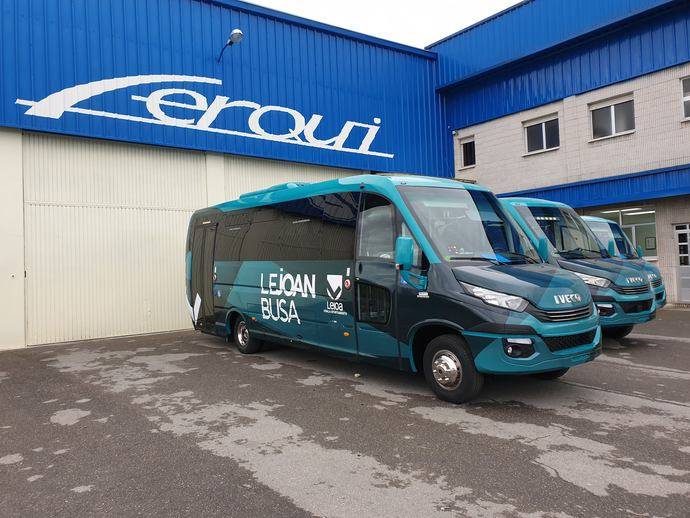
[561,247,603,259]
[448,256,500,265]
[500,251,539,264]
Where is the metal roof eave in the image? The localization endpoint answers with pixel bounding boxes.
[432,0,679,91]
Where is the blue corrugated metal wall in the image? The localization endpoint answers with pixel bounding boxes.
[0,0,452,176]
[442,1,690,131]
[499,165,690,208]
[428,0,675,89]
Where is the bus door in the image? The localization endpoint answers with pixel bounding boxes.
[354,193,400,367]
[190,221,218,330]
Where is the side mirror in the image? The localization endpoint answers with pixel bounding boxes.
[636,245,644,258]
[537,237,551,263]
[395,236,414,271]
[607,240,618,258]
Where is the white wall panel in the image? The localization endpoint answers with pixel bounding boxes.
[23,133,206,345]
[223,155,358,201]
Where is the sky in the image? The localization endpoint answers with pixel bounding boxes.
[247,0,524,48]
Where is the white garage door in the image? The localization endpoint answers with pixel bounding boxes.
[21,133,357,346]
[23,133,207,345]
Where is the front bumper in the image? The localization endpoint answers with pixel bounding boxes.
[653,285,667,309]
[465,325,602,375]
[590,286,656,328]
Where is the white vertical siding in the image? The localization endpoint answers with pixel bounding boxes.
[21,133,362,346]
[223,155,359,201]
[23,133,206,345]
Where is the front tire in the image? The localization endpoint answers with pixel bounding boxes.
[423,335,484,404]
[234,317,262,354]
[603,325,634,339]
[533,368,569,380]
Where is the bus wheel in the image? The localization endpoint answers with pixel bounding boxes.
[234,317,262,354]
[423,335,483,404]
[533,368,569,380]
[603,325,634,339]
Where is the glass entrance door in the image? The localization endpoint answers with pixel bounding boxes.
[676,224,690,303]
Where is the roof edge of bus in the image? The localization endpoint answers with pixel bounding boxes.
[212,174,488,209]
[581,215,610,223]
[500,197,571,209]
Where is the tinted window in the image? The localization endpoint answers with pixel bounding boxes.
[357,283,391,324]
[316,192,358,260]
[357,194,395,260]
[237,193,358,261]
[683,78,690,118]
[215,211,253,262]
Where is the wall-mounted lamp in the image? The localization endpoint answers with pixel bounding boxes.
[217,29,244,63]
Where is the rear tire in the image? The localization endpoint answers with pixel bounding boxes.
[423,334,484,404]
[603,325,634,339]
[533,368,569,380]
[234,317,262,354]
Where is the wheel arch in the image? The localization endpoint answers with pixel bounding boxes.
[407,320,465,373]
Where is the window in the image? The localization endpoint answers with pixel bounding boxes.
[683,78,690,119]
[357,283,391,324]
[524,117,560,153]
[238,193,358,261]
[357,194,395,260]
[460,137,476,168]
[583,204,657,259]
[677,225,689,266]
[591,97,635,139]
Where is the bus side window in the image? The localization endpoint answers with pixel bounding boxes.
[357,283,391,324]
[357,194,395,260]
[317,192,358,260]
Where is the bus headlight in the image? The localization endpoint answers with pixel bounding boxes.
[461,283,528,312]
[572,272,611,288]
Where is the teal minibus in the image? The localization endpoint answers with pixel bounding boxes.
[582,216,666,309]
[502,198,656,339]
[187,175,600,403]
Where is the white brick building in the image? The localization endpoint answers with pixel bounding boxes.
[454,62,690,304]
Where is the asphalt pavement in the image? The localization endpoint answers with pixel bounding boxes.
[1,309,689,517]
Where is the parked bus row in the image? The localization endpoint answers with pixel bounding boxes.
[186,175,663,403]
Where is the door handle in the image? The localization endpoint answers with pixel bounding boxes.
[358,262,363,274]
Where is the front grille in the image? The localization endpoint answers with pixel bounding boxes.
[612,284,650,295]
[528,304,593,323]
[543,330,597,352]
[620,299,653,314]
[655,291,665,301]
[651,279,663,289]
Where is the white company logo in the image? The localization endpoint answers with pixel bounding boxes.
[626,277,645,284]
[326,275,343,301]
[554,293,583,305]
[15,74,393,158]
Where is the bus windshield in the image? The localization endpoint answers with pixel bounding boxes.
[514,205,607,260]
[588,219,638,259]
[399,187,541,265]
